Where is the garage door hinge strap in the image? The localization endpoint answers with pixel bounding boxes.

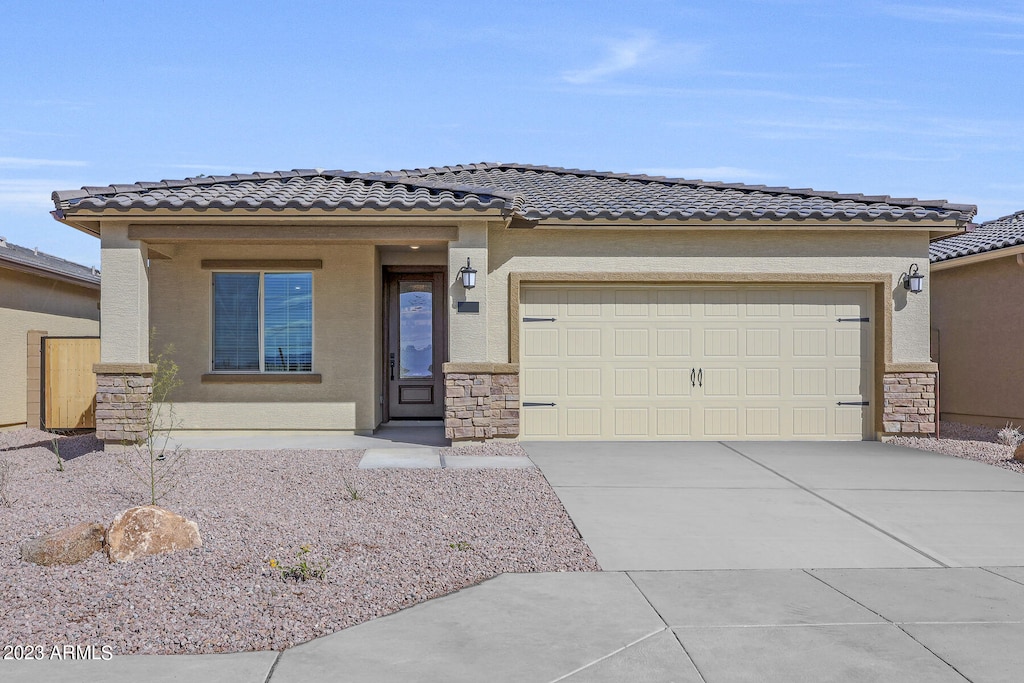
[522,317,557,322]
[837,317,870,322]
[523,402,557,407]
[837,401,869,406]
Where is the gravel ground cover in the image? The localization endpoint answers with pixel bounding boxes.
[0,431,598,655]
[439,440,529,457]
[888,420,1024,475]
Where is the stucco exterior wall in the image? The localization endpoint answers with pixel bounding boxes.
[485,226,932,365]
[0,267,99,429]
[931,255,1024,426]
[148,243,380,432]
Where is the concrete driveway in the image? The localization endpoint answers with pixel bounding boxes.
[523,440,1024,571]
[11,441,1024,682]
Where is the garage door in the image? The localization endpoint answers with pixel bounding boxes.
[519,285,873,440]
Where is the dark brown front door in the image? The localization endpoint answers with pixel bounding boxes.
[385,269,446,419]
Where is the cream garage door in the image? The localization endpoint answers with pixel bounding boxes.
[519,285,873,440]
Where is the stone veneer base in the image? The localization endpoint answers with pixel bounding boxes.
[93,363,156,444]
[443,363,519,441]
[882,371,937,435]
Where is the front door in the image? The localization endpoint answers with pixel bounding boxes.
[386,269,446,419]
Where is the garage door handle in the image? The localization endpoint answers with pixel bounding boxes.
[837,401,869,406]
[690,368,696,387]
[522,317,557,322]
[697,368,703,387]
[523,402,557,407]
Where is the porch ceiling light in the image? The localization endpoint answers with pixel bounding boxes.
[458,258,477,289]
[902,263,924,293]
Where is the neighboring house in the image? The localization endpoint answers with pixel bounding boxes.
[930,210,1024,428]
[50,163,974,445]
[0,237,100,430]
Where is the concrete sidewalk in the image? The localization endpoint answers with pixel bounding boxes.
[8,441,1024,682]
[11,568,1024,682]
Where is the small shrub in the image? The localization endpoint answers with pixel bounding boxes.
[0,460,17,507]
[51,438,64,472]
[119,341,188,505]
[997,424,1023,448]
[269,545,329,582]
[449,540,473,552]
[341,477,362,501]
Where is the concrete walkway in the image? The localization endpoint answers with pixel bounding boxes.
[9,441,1024,682]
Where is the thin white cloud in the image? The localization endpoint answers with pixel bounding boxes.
[884,4,1024,24]
[561,35,702,84]
[0,157,87,168]
[554,82,901,110]
[632,166,774,182]
[0,179,73,210]
[848,151,960,163]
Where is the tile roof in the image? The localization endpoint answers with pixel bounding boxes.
[52,170,516,215]
[52,162,975,224]
[930,209,1024,263]
[392,163,975,223]
[0,237,100,286]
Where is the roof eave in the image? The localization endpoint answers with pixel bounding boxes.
[51,209,101,237]
[931,244,1024,271]
[0,255,100,289]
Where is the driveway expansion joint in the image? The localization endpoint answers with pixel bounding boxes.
[721,442,950,568]
[264,651,283,683]
[625,571,709,682]
[546,627,671,683]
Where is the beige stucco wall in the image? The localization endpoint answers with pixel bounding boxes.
[0,267,99,428]
[100,223,149,364]
[482,226,932,364]
[148,243,380,432]
[932,254,1024,426]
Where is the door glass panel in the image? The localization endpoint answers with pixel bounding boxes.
[399,282,433,378]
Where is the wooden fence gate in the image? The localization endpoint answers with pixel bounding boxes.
[41,336,100,430]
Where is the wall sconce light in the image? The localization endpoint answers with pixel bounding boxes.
[458,258,477,289]
[902,263,924,293]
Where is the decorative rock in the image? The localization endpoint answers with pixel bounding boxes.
[106,506,202,563]
[21,522,105,566]
[1013,442,1024,462]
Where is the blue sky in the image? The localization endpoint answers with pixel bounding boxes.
[2,1,1022,269]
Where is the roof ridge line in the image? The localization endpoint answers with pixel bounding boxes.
[981,208,1024,226]
[53,167,523,205]
[394,162,970,212]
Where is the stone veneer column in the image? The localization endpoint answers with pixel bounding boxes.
[94,363,156,444]
[443,363,519,441]
[882,371,937,435]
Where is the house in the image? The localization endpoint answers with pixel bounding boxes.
[0,237,100,430]
[49,163,974,445]
[930,209,1024,428]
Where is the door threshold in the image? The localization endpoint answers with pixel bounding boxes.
[379,420,443,429]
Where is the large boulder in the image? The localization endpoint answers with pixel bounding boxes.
[105,506,202,563]
[1014,442,1024,462]
[21,522,105,566]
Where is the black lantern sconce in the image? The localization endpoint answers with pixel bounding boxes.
[902,263,924,293]
[458,258,477,289]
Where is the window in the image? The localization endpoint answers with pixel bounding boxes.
[212,272,313,372]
